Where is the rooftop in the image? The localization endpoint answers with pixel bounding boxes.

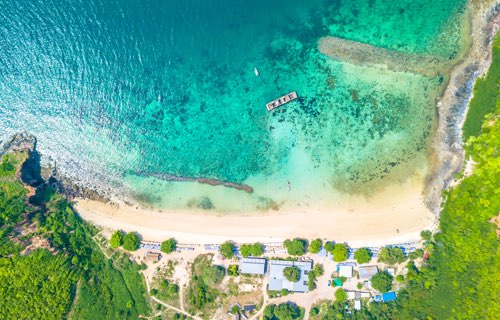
[240,258,266,275]
[268,260,312,292]
[338,265,353,278]
[358,265,379,279]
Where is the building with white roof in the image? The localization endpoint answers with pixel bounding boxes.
[338,265,353,278]
[240,258,267,275]
[268,260,312,292]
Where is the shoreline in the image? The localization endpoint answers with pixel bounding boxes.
[75,170,434,246]
[424,1,500,217]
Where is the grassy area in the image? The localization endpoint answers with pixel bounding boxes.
[150,262,181,307]
[184,254,226,318]
[462,33,500,139]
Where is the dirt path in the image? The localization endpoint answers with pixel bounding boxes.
[151,296,202,320]
[249,277,269,320]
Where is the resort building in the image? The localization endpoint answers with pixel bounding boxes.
[268,260,313,292]
[358,265,379,279]
[338,265,353,278]
[240,258,267,275]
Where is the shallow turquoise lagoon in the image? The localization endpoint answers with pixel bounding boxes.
[0,0,467,211]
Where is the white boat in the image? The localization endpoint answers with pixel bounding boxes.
[254,67,259,76]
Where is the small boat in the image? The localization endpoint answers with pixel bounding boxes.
[266,91,298,111]
[254,67,259,76]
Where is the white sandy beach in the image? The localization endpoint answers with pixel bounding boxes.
[75,171,434,247]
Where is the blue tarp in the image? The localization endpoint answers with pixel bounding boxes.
[382,292,397,301]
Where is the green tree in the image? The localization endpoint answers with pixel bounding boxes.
[110,230,124,248]
[310,307,319,316]
[283,238,307,256]
[408,248,424,260]
[324,241,335,252]
[283,266,301,282]
[335,288,348,303]
[313,263,324,276]
[227,264,238,276]
[371,271,393,293]
[219,241,235,259]
[332,243,348,262]
[377,247,406,265]
[240,242,264,257]
[354,247,372,264]
[239,244,252,257]
[160,238,177,254]
[420,230,432,241]
[122,232,141,251]
[250,243,264,256]
[309,239,323,254]
[273,303,301,320]
[263,304,275,320]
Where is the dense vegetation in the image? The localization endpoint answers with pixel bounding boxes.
[283,266,301,282]
[462,33,500,139]
[161,238,177,254]
[219,241,235,259]
[371,271,394,293]
[284,238,308,256]
[186,254,225,316]
[308,239,323,254]
[239,242,264,257]
[264,302,304,320]
[354,248,372,264]
[377,247,406,265]
[110,230,124,248]
[0,152,150,319]
[390,103,500,319]
[332,243,348,262]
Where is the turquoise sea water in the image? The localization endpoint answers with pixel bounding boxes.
[0,0,467,212]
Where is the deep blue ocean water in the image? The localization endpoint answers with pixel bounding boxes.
[0,0,467,211]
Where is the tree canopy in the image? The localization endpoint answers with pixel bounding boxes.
[332,243,348,262]
[219,241,235,259]
[239,242,264,257]
[283,266,301,282]
[308,239,322,254]
[377,247,406,265]
[371,271,394,293]
[335,288,348,303]
[122,232,141,251]
[110,230,124,248]
[264,303,301,320]
[283,238,307,256]
[161,238,177,254]
[324,241,335,252]
[354,247,373,264]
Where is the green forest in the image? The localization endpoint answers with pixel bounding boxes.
[0,152,150,319]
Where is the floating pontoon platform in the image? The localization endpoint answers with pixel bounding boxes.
[266,91,297,111]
